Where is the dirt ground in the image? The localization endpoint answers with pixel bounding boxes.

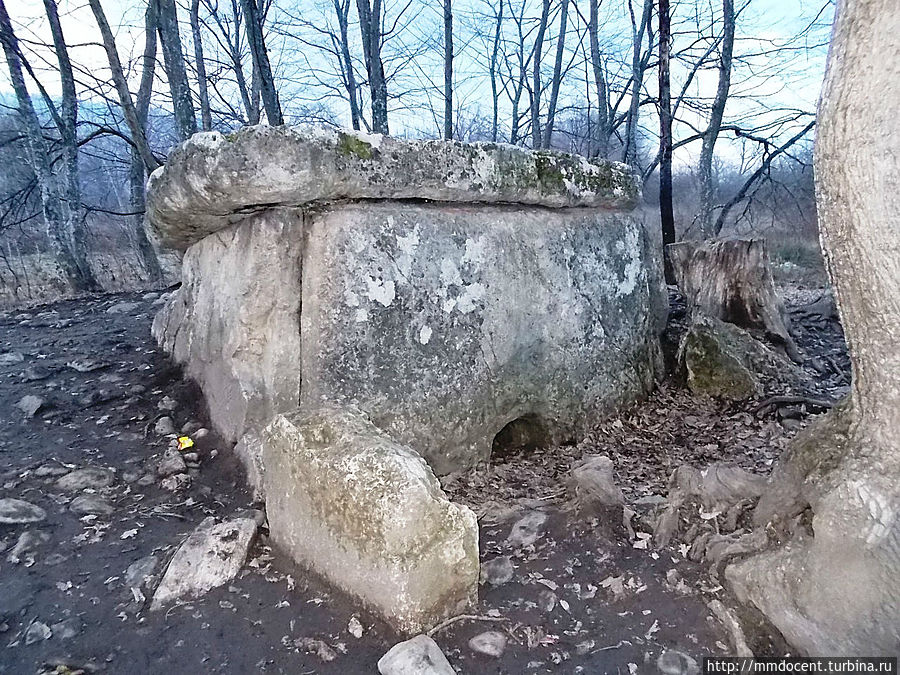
[0,281,848,674]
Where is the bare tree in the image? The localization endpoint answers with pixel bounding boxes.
[658,0,674,280]
[542,0,570,148]
[157,0,199,139]
[531,0,550,148]
[443,0,453,140]
[241,0,283,125]
[587,0,609,157]
[622,0,653,166]
[191,0,213,130]
[334,0,363,130]
[356,0,389,134]
[488,0,504,142]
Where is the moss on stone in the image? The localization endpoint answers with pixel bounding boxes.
[337,132,374,160]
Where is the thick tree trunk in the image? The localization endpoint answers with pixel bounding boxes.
[334,0,362,130]
[622,0,652,167]
[588,0,608,158]
[157,0,198,140]
[726,0,900,656]
[530,0,550,148]
[489,0,503,142]
[241,0,282,125]
[542,0,569,149]
[356,0,388,134]
[443,0,452,140]
[667,239,799,360]
[696,0,734,237]
[657,0,674,282]
[190,0,212,130]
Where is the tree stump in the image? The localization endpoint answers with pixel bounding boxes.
[666,238,799,361]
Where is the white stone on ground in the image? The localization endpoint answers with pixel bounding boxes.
[377,635,455,675]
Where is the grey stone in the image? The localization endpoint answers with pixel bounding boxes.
[16,395,44,418]
[154,416,176,436]
[125,555,159,590]
[156,448,187,477]
[234,429,266,500]
[55,467,114,491]
[106,301,140,314]
[0,351,24,366]
[377,635,455,675]
[150,516,257,610]
[69,494,114,516]
[507,511,548,548]
[468,630,507,658]
[0,498,46,524]
[7,530,49,564]
[157,396,177,411]
[657,649,700,675]
[262,404,479,634]
[160,473,191,492]
[51,617,81,640]
[481,556,514,586]
[33,464,70,478]
[570,455,625,507]
[147,126,640,250]
[23,621,51,645]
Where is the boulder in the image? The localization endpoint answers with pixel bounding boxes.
[151,516,257,610]
[262,404,479,634]
[0,498,46,524]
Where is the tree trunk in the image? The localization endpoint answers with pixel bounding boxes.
[334,0,362,130]
[0,0,93,292]
[156,0,198,140]
[542,0,569,149]
[727,0,900,656]
[530,0,550,148]
[489,0,503,143]
[696,0,734,237]
[667,239,799,360]
[190,0,212,130]
[588,0,608,158]
[657,0,674,282]
[240,0,283,125]
[356,0,388,134]
[443,0,453,140]
[622,0,652,167]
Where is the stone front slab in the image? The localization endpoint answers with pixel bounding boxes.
[262,405,479,634]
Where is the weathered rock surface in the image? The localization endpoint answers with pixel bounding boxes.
[468,630,507,657]
[150,516,257,610]
[0,498,46,524]
[262,405,479,634]
[377,635,455,675]
[147,125,640,250]
[55,467,114,491]
[15,394,44,418]
[570,454,625,507]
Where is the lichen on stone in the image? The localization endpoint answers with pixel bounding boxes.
[337,132,374,160]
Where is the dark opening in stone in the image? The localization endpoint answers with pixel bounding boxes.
[491,414,551,462]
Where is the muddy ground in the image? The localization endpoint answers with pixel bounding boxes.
[0,283,848,674]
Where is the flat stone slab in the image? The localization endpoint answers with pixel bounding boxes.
[150,516,257,610]
[262,404,479,634]
[146,125,640,249]
[0,498,46,524]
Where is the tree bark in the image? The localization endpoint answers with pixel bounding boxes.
[443,0,453,140]
[489,0,503,142]
[240,0,283,125]
[156,0,198,140]
[334,0,362,130]
[696,0,735,237]
[622,0,652,167]
[728,0,900,656]
[356,0,389,134]
[542,0,569,149]
[0,0,91,291]
[657,0,674,282]
[190,0,212,130]
[531,0,550,148]
[588,0,608,157]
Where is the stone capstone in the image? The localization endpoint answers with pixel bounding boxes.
[262,405,480,634]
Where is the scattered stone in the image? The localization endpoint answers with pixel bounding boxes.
[157,396,177,411]
[125,555,159,592]
[160,473,191,492]
[51,617,82,640]
[66,359,108,373]
[570,454,625,507]
[23,621,51,645]
[21,365,52,381]
[0,351,24,366]
[7,530,50,565]
[69,494,114,516]
[377,635,455,675]
[263,405,479,634]
[154,416,176,435]
[15,395,44,418]
[537,589,558,612]
[150,516,258,610]
[507,510,547,548]
[468,630,507,658]
[295,637,337,662]
[106,301,140,314]
[56,467,115,491]
[155,448,187,477]
[348,615,364,638]
[657,649,700,675]
[0,498,46,524]
[193,428,209,440]
[182,452,199,463]
[481,556,515,586]
[136,473,156,487]
[34,464,71,478]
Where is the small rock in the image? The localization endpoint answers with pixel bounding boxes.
[160,473,191,491]
[34,464,71,478]
[193,428,209,440]
[8,530,50,565]
[156,449,187,477]
[16,395,44,418]
[348,615,364,638]
[295,637,337,662]
[537,589,558,612]
[570,455,624,507]
[66,359,108,373]
[56,467,115,491]
[23,621,51,645]
[69,494,114,516]
[106,301,140,314]
[150,516,258,609]
[181,421,200,434]
[0,498,46,524]
[127,384,146,396]
[0,351,24,366]
[377,635,455,675]
[158,396,177,412]
[137,473,156,487]
[22,365,52,381]
[468,630,507,658]
[51,617,82,640]
[182,452,200,463]
[506,510,547,548]
[125,555,159,590]
[481,556,514,586]
[154,416,176,435]
[657,649,700,675]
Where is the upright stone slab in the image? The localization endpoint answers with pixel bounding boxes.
[262,404,480,634]
[149,125,666,480]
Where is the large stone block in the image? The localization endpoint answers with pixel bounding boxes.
[262,404,479,634]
